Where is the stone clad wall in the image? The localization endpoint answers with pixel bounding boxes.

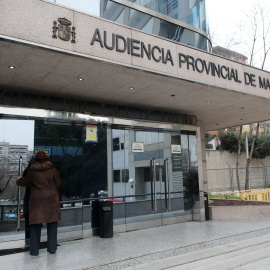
[209,199,270,220]
[206,150,270,192]
[210,205,270,220]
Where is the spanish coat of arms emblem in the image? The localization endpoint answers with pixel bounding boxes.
[52,18,76,43]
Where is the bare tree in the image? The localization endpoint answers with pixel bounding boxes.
[263,121,269,135]
[241,1,270,69]
[259,5,270,69]
[211,1,270,190]
[245,123,260,190]
[243,8,259,66]
[236,126,242,191]
[237,2,270,190]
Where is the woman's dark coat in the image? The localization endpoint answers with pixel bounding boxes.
[18,161,61,225]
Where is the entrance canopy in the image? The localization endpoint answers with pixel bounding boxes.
[1,0,270,131]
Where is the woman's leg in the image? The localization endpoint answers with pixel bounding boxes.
[47,221,58,253]
[30,224,42,256]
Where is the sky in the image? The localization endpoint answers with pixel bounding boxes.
[207,0,270,70]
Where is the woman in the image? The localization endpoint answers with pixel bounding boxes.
[17,151,61,256]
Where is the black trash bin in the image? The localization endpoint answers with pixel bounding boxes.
[91,200,100,236]
[100,200,113,238]
[204,192,210,221]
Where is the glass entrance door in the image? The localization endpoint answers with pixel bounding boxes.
[111,126,190,232]
[125,128,163,231]
[159,131,185,225]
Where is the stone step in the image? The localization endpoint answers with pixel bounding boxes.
[121,233,270,270]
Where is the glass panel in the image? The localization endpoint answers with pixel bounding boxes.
[181,131,199,221]
[125,128,163,231]
[82,125,108,237]
[168,23,183,42]
[126,0,208,33]
[101,0,210,50]
[181,133,192,218]
[111,128,129,232]
[34,119,83,241]
[0,120,34,247]
[188,133,199,218]
[160,131,186,225]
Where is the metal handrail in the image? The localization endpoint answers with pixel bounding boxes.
[0,190,187,220]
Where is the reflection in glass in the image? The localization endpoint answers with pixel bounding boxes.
[101,0,211,51]
[181,132,199,218]
[34,120,84,236]
[126,0,208,32]
[0,120,34,242]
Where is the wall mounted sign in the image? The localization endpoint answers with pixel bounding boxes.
[132,142,144,153]
[171,144,181,154]
[52,18,76,43]
[34,148,50,155]
[86,125,97,142]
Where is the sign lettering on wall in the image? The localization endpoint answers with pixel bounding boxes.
[90,28,270,90]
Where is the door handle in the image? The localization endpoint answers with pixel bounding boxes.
[150,158,157,212]
[16,156,22,231]
[164,158,171,211]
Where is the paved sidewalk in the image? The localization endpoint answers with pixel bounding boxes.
[1,220,270,270]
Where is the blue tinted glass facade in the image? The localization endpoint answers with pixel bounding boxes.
[128,0,208,33]
[101,0,211,51]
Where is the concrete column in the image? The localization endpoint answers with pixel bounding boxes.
[196,122,208,222]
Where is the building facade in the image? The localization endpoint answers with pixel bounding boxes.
[1,0,270,250]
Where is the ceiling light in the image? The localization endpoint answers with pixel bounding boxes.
[129,87,134,90]
[78,78,83,81]
[206,101,211,103]
[9,66,15,69]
